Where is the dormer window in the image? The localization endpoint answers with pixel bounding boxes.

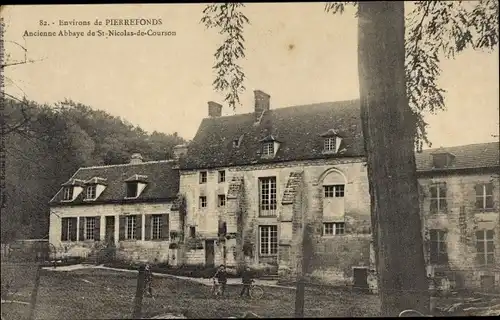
[60,178,85,202]
[259,135,280,158]
[320,129,343,154]
[324,137,336,153]
[124,174,148,199]
[126,182,139,198]
[431,150,455,169]
[86,185,97,200]
[262,142,274,156]
[63,187,74,201]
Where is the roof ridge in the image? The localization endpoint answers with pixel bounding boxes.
[78,159,176,171]
[202,99,360,120]
[421,141,499,153]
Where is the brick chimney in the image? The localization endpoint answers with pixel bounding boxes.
[130,153,143,164]
[254,90,270,121]
[208,101,222,117]
[173,144,188,161]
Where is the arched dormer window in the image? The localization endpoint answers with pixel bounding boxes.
[83,177,107,201]
[320,169,347,236]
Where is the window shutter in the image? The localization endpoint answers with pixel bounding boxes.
[135,215,142,240]
[79,217,85,241]
[70,218,78,241]
[94,217,101,241]
[119,216,126,241]
[161,214,169,240]
[144,215,152,241]
[61,219,68,241]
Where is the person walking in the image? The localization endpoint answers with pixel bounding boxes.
[213,265,228,297]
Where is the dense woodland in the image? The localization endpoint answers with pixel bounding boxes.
[1,98,186,242]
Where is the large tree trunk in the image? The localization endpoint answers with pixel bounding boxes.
[357,2,429,316]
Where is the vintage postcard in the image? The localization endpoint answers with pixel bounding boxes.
[1,2,499,319]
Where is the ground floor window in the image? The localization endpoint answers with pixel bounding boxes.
[259,225,278,255]
[126,215,136,240]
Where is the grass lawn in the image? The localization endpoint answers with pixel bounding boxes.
[1,268,380,319]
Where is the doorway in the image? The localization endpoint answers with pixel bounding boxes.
[105,216,115,243]
[353,267,369,292]
[205,240,215,267]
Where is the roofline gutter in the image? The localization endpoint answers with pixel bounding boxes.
[49,196,178,207]
[416,166,499,177]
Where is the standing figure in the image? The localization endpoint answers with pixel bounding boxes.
[240,266,253,298]
[213,265,228,297]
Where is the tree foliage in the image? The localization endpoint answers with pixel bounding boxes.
[203,1,498,148]
[201,3,249,110]
[1,98,186,241]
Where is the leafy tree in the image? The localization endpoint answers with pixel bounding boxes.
[201,1,498,316]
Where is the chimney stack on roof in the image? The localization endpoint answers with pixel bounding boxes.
[208,101,223,118]
[254,90,270,121]
[130,153,143,164]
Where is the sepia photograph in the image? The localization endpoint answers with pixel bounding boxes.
[0,2,499,319]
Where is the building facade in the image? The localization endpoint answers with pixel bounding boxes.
[48,154,181,264]
[416,143,500,291]
[47,90,499,291]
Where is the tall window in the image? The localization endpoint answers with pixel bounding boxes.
[218,170,226,183]
[151,214,162,240]
[259,177,277,216]
[323,222,345,236]
[189,226,196,238]
[324,185,345,198]
[218,195,226,207]
[324,137,336,152]
[475,183,494,210]
[126,182,138,198]
[86,185,96,200]
[430,229,448,264]
[199,196,207,209]
[262,142,274,156]
[476,230,495,266]
[199,171,207,184]
[61,217,77,241]
[430,182,448,213]
[84,217,96,240]
[125,215,136,240]
[259,225,278,255]
[63,187,73,201]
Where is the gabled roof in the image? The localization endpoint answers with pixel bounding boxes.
[180,99,364,169]
[415,142,499,172]
[50,160,179,206]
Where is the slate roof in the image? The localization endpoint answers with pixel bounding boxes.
[49,160,179,206]
[180,99,364,169]
[415,142,499,172]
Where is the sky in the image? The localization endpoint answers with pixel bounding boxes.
[2,3,499,149]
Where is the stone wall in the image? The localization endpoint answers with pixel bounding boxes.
[49,202,178,263]
[179,157,371,282]
[419,172,500,291]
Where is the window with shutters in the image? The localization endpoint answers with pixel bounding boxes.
[259,225,278,256]
[475,183,494,210]
[61,217,77,241]
[62,187,74,201]
[430,182,448,214]
[430,229,448,264]
[476,230,495,266]
[125,215,136,240]
[259,177,277,217]
[151,215,162,240]
[84,217,97,240]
